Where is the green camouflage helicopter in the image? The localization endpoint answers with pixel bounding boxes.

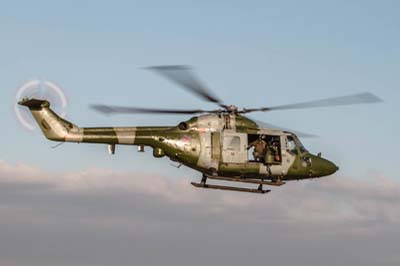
[18,66,382,194]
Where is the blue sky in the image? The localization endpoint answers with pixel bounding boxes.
[1,1,400,266]
[1,0,398,178]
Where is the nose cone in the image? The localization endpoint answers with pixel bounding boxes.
[312,157,339,177]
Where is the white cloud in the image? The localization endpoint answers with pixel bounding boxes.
[1,160,399,226]
[0,160,399,266]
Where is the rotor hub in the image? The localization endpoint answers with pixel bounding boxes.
[225,105,239,113]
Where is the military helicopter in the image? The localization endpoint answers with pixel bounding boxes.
[18,66,382,194]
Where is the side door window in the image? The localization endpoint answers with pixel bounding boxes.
[222,133,247,163]
[226,136,240,151]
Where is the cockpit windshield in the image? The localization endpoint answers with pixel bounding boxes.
[286,135,308,154]
[295,136,308,153]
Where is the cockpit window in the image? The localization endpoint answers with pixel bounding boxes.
[286,136,298,154]
[286,135,308,154]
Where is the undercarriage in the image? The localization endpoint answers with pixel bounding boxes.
[191,174,285,194]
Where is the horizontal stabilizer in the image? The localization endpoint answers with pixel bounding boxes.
[18,98,50,109]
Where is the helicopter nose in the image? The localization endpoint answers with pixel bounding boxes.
[312,157,339,177]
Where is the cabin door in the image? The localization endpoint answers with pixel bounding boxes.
[221,131,247,163]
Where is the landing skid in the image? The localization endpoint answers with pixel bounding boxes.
[190,174,282,194]
[191,182,270,194]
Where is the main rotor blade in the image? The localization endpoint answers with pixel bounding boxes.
[147,65,226,108]
[252,119,317,138]
[90,104,215,115]
[242,92,383,113]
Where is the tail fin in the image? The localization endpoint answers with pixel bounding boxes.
[18,98,82,142]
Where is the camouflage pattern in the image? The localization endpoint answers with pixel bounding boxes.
[19,98,338,181]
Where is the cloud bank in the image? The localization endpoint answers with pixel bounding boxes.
[0,160,399,266]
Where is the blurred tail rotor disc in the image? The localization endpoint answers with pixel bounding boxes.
[14,79,68,131]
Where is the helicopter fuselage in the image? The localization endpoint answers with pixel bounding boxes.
[19,98,338,182]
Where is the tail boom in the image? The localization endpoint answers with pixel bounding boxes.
[19,98,140,145]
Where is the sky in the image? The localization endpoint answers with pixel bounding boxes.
[0,0,399,265]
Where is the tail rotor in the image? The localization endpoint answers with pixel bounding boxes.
[14,79,68,131]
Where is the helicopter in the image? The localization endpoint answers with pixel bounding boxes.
[18,66,382,194]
